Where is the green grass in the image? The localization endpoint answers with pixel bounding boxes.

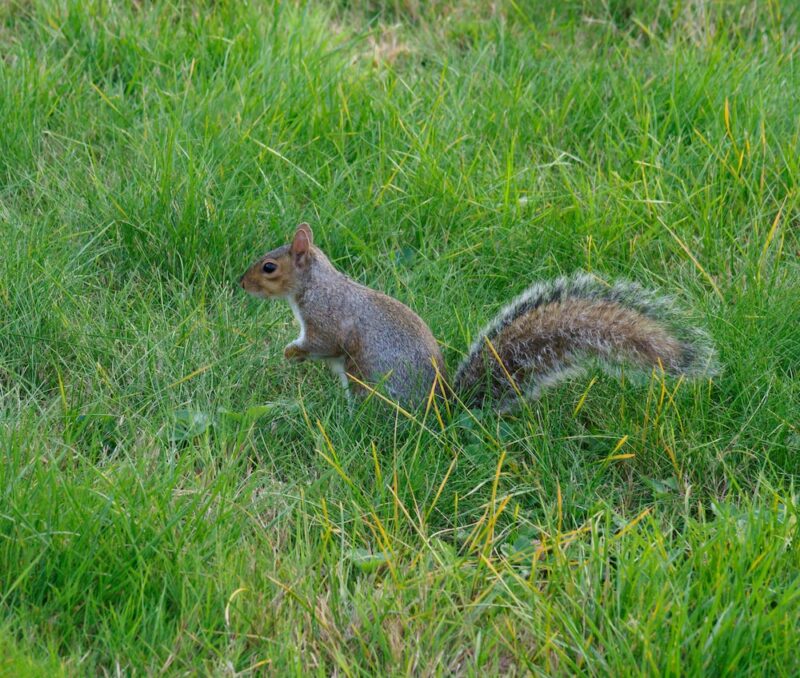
[1,0,799,674]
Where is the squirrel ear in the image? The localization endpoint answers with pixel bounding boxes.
[291,225,311,261]
[295,222,313,245]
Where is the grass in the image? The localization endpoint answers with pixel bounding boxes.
[1,0,799,674]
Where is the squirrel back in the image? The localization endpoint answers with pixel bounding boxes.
[454,273,718,409]
[241,224,717,410]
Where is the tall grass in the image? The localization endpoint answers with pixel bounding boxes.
[1,0,798,673]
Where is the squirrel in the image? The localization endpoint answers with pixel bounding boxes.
[240,223,718,410]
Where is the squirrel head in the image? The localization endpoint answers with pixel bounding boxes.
[240,223,316,299]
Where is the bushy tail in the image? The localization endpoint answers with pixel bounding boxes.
[453,273,718,409]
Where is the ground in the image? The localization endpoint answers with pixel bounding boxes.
[1,0,799,675]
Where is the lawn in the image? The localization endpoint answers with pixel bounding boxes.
[1,0,799,674]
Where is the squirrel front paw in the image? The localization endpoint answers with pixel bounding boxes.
[284,344,308,362]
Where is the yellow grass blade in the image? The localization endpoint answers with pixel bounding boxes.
[484,337,523,398]
[573,376,598,416]
[615,507,652,539]
[658,217,724,301]
[758,196,788,282]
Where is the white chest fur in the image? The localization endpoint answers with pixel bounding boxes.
[284,296,350,399]
[286,297,306,343]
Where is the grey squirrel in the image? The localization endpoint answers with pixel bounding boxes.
[240,223,717,409]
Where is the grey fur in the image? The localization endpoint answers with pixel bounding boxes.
[243,229,718,411]
[241,227,445,404]
[453,273,718,409]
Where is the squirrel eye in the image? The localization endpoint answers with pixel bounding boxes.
[262,261,277,274]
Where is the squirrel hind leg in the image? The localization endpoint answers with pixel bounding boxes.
[325,357,351,398]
